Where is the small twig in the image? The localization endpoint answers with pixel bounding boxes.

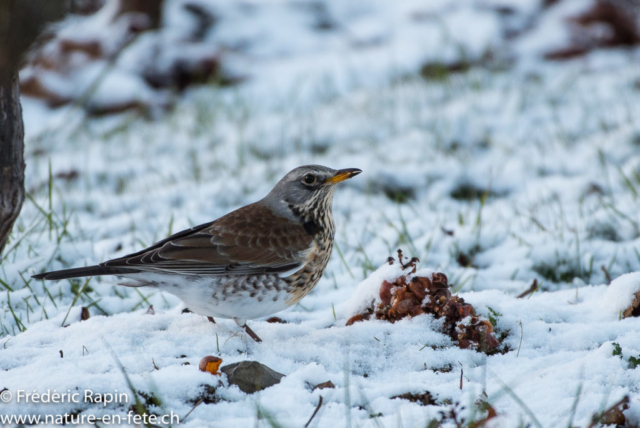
[223,331,240,346]
[516,321,523,358]
[440,226,454,236]
[459,367,464,390]
[397,249,419,272]
[517,279,538,299]
[182,398,203,423]
[601,265,612,285]
[304,396,323,428]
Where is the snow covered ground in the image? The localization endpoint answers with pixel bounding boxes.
[2,0,640,426]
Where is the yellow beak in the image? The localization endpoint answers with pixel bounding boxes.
[326,168,362,184]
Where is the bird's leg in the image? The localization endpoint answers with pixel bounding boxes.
[234,318,262,343]
[207,316,216,324]
[243,324,263,343]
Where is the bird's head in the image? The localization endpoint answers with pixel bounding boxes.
[264,165,362,216]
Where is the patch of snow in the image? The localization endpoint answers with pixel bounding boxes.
[603,272,640,318]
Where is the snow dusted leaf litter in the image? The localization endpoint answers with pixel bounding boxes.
[346,251,500,353]
[2,0,640,426]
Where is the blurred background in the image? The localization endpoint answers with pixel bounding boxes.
[1,0,640,333]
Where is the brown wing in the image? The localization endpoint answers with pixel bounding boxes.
[102,203,313,276]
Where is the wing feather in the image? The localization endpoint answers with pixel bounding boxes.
[102,203,313,276]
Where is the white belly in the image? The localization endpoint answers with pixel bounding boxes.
[124,272,293,320]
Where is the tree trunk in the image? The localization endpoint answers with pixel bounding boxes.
[0,0,66,258]
[0,73,25,257]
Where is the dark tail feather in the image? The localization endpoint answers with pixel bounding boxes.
[32,265,139,280]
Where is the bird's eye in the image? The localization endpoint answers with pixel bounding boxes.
[302,174,317,185]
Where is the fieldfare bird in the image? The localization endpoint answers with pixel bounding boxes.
[33,165,362,342]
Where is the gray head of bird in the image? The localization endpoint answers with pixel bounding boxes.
[263,165,362,217]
